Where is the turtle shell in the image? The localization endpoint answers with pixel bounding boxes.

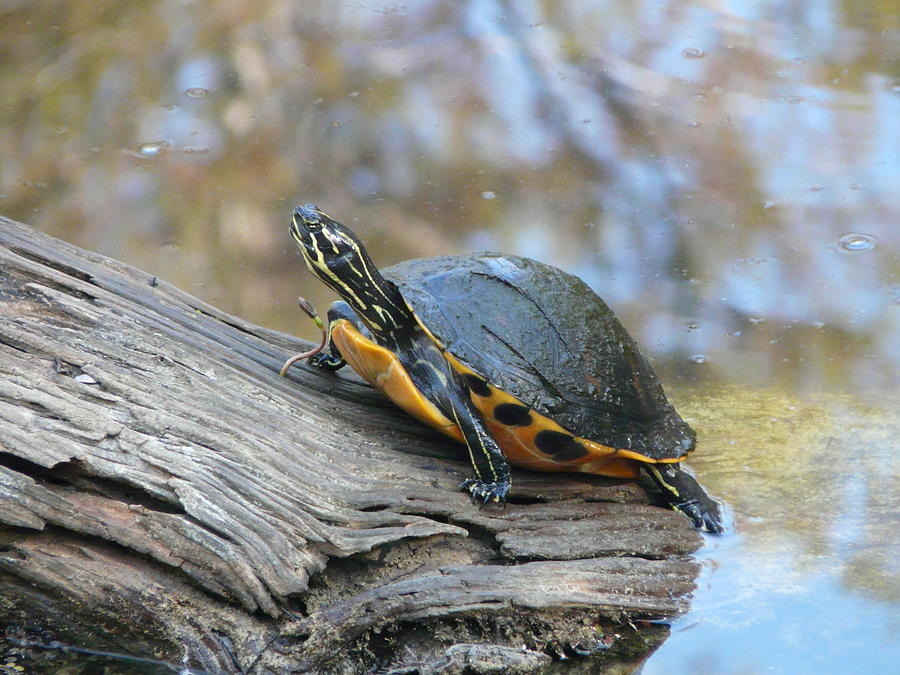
[383,254,695,461]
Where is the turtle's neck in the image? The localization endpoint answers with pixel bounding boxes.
[342,263,416,338]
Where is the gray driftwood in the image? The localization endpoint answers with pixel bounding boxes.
[0,216,703,674]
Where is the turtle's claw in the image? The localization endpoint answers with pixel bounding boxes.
[675,498,725,534]
[460,478,510,506]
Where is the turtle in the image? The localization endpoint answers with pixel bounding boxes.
[281,204,723,533]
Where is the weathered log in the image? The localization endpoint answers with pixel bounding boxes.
[0,216,703,673]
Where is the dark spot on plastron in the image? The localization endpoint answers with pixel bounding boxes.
[464,373,492,397]
[534,430,590,461]
[493,403,533,427]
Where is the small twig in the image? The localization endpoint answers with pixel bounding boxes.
[5,637,212,674]
[279,297,327,376]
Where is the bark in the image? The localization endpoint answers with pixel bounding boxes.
[0,216,703,673]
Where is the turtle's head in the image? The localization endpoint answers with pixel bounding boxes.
[290,204,364,274]
[289,204,409,333]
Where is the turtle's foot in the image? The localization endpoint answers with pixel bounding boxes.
[460,478,510,506]
[307,351,345,371]
[673,498,724,534]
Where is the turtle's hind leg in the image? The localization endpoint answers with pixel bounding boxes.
[644,463,724,534]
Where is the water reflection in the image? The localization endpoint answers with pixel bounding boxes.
[657,386,900,673]
[1,0,897,671]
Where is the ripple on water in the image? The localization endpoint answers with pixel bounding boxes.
[837,233,877,254]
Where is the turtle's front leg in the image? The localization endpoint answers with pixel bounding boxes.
[450,392,511,505]
[307,301,367,371]
[280,300,366,374]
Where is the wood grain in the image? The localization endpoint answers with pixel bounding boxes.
[0,216,703,673]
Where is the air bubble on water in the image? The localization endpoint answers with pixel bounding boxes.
[331,121,342,128]
[749,317,765,324]
[481,191,496,200]
[763,200,776,209]
[809,184,824,192]
[689,354,708,364]
[686,321,699,331]
[688,120,701,128]
[837,233,876,254]
[185,87,208,98]
[134,141,169,157]
[849,182,862,190]
[182,145,210,154]
[682,47,705,59]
